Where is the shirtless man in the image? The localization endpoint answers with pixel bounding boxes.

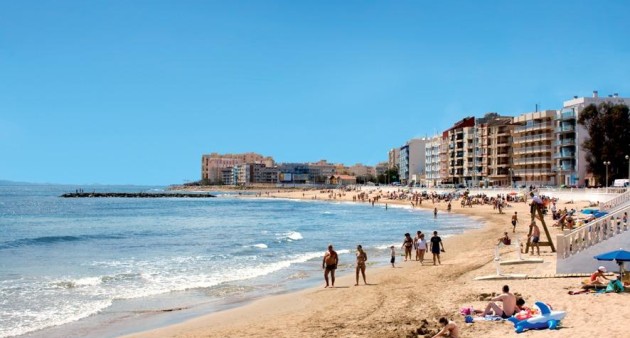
[511,212,518,233]
[432,317,459,338]
[322,244,338,288]
[483,285,516,319]
[530,222,541,256]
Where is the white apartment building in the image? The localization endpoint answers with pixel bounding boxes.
[424,135,442,187]
[398,138,428,184]
[557,91,630,186]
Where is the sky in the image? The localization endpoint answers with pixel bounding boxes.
[1,1,629,185]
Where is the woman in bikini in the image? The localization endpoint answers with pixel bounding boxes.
[355,245,368,286]
[401,233,413,261]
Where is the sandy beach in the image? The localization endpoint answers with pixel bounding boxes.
[129,188,627,338]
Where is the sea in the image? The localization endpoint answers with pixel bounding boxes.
[0,183,478,338]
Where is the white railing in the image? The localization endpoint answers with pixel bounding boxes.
[600,189,630,211]
[556,204,629,259]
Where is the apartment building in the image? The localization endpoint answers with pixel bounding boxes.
[388,148,400,169]
[477,114,513,187]
[201,152,274,183]
[424,135,442,187]
[511,110,556,186]
[443,117,476,185]
[348,163,376,178]
[557,91,630,186]
[398,138,428,184]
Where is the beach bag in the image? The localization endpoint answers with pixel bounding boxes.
[606,279,624,293]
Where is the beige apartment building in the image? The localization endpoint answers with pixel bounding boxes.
[511,110,556,186]
[201,152,274,183]
[388,148,400,169]
[477,115,513,186]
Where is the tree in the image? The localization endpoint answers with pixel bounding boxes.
[377,166,400,184]
[577,103,630,185]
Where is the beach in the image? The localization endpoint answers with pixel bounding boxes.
[128,187,628,338]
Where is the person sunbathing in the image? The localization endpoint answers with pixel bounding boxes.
[482,285,516,319]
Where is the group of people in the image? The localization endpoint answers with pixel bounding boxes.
[321,230,446,288]
[400,230,445,265]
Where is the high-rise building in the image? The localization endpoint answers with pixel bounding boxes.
[388,148,400,170]
[398,138,428,185]
[443,117,476,185]
[424,135,442,187]
[557,91,630,186]
[511,110,557,186]
[477,114,513,187]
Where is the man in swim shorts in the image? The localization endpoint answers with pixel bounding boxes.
[323,244,338,288]
[482,284,516,319]
[511,212,518,233]
[529,222,540,256]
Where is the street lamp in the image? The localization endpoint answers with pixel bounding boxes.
[626,155,630,181]
[603,161,611,193]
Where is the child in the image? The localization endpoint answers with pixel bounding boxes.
[390,245,396,267]
[432,317,459,338]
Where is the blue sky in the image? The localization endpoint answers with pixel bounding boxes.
[1,1,629,185]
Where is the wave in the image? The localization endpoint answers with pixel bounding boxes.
[0,234,126,249]
[244,243,268,249]
[275,231,304,242]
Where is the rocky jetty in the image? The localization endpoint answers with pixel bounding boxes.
[60,192,216,198]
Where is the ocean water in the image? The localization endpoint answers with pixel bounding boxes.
[0,184,476,337]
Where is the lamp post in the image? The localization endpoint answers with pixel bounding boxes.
[603,161,611,193]
[626,155,630,181]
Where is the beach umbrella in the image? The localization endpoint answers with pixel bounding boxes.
[594,249,630,277]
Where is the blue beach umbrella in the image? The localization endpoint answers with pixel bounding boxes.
[594,249,630,276]
[594,249,630,262]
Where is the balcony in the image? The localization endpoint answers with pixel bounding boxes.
[512,169,554,176]
[555,125,575,133]
[553,165,575,172]
[514,122,554,133]
[512,145,553,154]
[556,110,576,120]
[513,134,553,143]
[513,157,553,165]
[555,139,575,146]
[553,152,575,159]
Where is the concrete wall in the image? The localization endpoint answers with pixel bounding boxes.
[556,230,629,274]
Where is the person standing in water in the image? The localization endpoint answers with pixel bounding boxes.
[355,245,368,286]
[322,244,338,288]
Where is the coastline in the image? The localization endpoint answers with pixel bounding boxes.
[126,188,626,338]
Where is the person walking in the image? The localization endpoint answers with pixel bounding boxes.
[417,233,428,264]
[511,212,518,233]
[355,245,367,286]
[322,244,338,288]
[430,230,444,265]
[401,233,414,261]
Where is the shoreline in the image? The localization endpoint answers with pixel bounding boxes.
[123,188,630,338]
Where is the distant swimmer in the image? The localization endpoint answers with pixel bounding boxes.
[323,244,339,288]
